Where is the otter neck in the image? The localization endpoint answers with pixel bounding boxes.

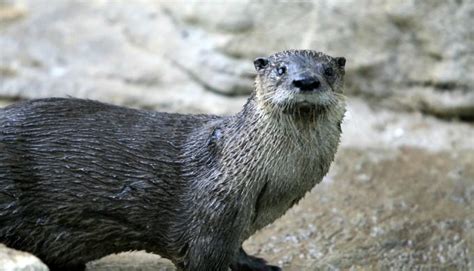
[222,92,345,237]
[228,93,345,152]
[221,92,345,182]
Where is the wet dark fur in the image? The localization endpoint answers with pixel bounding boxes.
[0,50,346,271]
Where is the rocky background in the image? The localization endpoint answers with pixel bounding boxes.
[0,0,473,270]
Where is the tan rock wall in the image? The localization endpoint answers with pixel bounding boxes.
[0,0,472,118]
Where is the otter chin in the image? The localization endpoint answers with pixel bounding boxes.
[282,92,339,116]
[1,49,346,271]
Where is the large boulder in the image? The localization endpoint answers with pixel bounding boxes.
[0,0,472,118]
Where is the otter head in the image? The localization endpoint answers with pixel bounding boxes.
[253,50,346,115]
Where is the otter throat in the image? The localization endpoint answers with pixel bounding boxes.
[199,95,346,240]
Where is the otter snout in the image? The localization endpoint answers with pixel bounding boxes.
[292,76,321,92]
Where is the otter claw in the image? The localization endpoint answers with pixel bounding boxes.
[230,248,282,271]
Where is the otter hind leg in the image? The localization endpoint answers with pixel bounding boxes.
[230,247,281,271]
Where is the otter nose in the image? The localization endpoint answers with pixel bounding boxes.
[293,77,321,92]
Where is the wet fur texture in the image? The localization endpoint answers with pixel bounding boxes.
[0,50,346,270]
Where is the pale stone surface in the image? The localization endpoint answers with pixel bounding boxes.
[0,0,473,118]
[0,244,48,271]
[87,252,174,271]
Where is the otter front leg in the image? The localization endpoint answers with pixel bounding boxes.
[178,206,246,271]
[230,247,281,271]
[181,228,241,271]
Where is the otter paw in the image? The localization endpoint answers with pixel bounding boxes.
[230,248,281,271]
[48,264,86,271]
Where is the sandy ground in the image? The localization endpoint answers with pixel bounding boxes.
[84,99,474,271]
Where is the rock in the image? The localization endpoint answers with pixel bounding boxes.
[395,87,474,121]
[0,0,472,118]
[163,0,474,119]
[87,252,175,271]
[0,0,27,23]
[0,0,247,114]
[0,244,48,271]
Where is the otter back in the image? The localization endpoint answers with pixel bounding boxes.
[0,98,216,267]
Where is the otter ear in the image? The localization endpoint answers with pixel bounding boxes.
[335,57,346,68]
[253,57,269,71]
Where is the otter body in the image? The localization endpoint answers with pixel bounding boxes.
[0,50,346,271]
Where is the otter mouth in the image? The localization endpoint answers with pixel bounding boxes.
[280,91,336,115]
[282,101,322,115]
[268,88,338,116]
[294,101,316,110]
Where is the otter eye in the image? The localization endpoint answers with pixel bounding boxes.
[277,66,286,76]
[324,66,335,77]
[336,57,346,68]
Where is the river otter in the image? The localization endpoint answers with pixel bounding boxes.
[0,50,346,271]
